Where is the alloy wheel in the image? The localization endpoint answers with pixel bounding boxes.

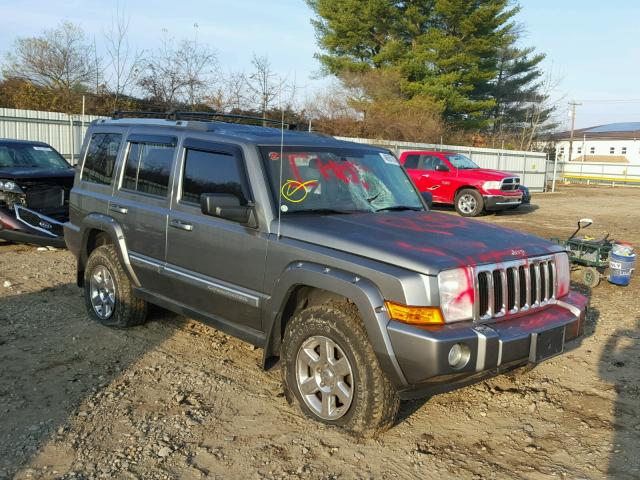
[295,335,354,420]
[89,265,116,319]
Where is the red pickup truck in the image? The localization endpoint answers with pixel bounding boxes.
[399,151,523,217]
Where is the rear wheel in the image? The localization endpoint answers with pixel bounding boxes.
[455,189,484,217]
[281,302,399,437]
[84,244,147,328]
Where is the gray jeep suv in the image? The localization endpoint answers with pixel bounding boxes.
[65,112,588,436]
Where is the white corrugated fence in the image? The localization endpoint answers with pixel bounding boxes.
[0,107,556,190]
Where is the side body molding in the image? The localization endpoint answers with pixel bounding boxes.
[262,262,409,388]
[77,213,141,287]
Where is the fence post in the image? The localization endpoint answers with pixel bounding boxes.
[68,114,74,164]
[542,152,548,192]
[521,152,526,186]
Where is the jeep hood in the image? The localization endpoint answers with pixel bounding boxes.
[277,211,563,276]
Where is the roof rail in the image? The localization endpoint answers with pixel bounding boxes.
[111,110,297,130]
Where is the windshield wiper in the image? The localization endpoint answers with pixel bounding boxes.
[374,205,423,212]
[286,208,352,215]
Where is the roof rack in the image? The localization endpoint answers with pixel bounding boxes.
[111,110,297,130]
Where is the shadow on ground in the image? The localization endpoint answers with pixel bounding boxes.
[0,283,179,478]
[600,316,640,479]
[430,204,539,216]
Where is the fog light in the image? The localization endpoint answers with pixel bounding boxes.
[448,343,470,369]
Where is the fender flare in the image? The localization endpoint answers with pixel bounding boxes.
[78,213,141,287]
[262,261,408,387]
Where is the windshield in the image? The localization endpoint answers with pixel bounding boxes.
[260,146,424,214]
[446,154,479,170]
[0,143,70,170]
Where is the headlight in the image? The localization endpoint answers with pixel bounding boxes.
[0,180,24,193]
[437,267,474,322]
[554,252,570,298]
[483,181,502,190]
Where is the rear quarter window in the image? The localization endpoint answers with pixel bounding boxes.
[81,133,122,185]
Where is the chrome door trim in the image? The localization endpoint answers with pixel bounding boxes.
[163,264,262,308]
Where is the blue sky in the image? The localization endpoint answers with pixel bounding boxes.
[0,0,638,129]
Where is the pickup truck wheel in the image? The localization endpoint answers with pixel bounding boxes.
[281,302,400,437]
[455,189,484,217]
[84,244,147,328]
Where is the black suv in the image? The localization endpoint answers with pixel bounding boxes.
[65,113,587,436]
[0,139,74,247]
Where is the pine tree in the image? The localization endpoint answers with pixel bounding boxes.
[307,0,519,130]
[489,44,556,148]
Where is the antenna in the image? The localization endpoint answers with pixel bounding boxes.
[276,87,285,238]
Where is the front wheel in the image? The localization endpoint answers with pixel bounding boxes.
[455,189,484,217]
[281,302,399,437]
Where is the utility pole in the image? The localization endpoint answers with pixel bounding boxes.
[567,101,582,162]
[553,100,580,192]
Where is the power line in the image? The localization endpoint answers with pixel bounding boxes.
[576,99,640,104]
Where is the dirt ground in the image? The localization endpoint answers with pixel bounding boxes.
[1,185,639,480]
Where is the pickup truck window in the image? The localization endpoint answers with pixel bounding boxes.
[181,149,249,206]
[122,142,174,197]
[404,154,420,169]
[445,154,479,170]
[81,133,122,185]
[260,146,423,213]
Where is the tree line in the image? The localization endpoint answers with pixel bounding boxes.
[0,1,558,150]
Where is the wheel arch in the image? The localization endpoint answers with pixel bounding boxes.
[77,213,140,288]
[454,184,481,199]
[262,262,408,388]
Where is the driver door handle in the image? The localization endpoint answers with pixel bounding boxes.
[170,219,193,231]
[109,204,128,214]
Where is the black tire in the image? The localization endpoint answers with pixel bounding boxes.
[281,302,400,437]
[582,267,601,288]
[84,244,147,328]
[455,188,484,217]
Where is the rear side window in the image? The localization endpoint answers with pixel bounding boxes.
[404,154,419,169]
[181,149,248,205]
[122,142,174,197]
[82,133,122,185]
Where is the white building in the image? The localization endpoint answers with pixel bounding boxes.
[554,122,640,164]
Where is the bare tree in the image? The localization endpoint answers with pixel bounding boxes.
[517,68,563,151]
[104,7,144,110]
[224,70,249,112]
[246,54,284,118]
[3,21,97,111]
[137,30,217,109]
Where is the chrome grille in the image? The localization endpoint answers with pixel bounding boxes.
[500,177,521,191]
[14,205,64,237]
[474,256,556,321]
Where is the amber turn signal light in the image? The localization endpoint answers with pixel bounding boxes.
[384,301,445,326]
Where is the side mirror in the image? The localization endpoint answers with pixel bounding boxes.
[200,193,256,227]
[435,164,450,172]
[421,191,433,209]
[578,218,593,229]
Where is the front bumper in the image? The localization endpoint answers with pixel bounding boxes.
[388,290,588,390]
[483,193,522,210]
[0,206,67,248]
